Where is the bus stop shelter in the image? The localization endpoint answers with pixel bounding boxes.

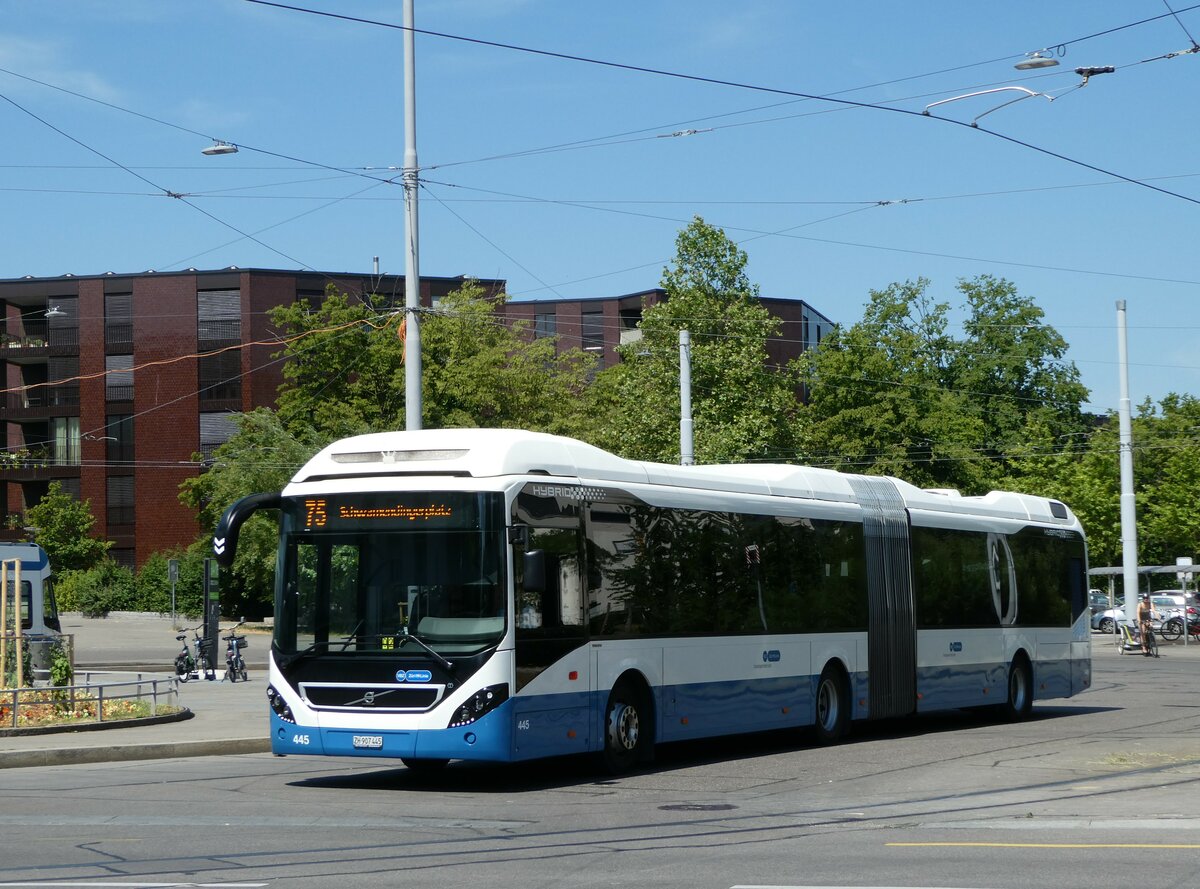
[1088,564,1194,605]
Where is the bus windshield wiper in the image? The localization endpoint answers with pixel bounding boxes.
[279,639,335,668]
[281,625,362,667]
[398,630,455,673]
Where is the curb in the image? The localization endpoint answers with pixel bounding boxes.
[0,736,271,770]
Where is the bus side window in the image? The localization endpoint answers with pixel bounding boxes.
[519,527,583,633]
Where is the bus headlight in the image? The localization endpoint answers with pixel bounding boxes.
[447,683,508,728]
[267,685,295,724]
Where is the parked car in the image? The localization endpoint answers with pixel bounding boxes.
[1089,589,1111,617]
[1093,593,1185,634]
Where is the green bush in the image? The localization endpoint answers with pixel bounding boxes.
[136,548,205,618]
[2,642,32,689]
[62,560,136,617]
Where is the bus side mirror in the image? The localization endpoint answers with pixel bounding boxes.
[523,550,547,594]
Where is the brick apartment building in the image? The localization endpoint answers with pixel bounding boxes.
[0,270,831,569]
[498,288,834,372]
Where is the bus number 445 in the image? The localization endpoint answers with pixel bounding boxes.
[517,719,530,731]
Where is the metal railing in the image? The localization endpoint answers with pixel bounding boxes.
[0,674,179,729]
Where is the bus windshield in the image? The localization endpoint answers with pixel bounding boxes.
[275,492,506,657]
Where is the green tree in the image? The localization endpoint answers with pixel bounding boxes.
[421,284,596,434]
[797,278,990,490]
[24,481,110,572]
[179,408,319,616]
[953,275,1090,470]
[591,216,799,463]
[798,276,1088,493]
[269,281,597,439]
[1056,395,1200,575]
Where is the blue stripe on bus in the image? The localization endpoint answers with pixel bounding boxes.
[268,658,1077,763]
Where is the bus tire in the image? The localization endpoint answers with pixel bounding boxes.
[602,680,648,774]
[401,757,449,772]
[1000,656,1033,721]
[814,664,849,744]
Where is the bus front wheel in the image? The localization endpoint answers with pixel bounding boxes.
[602,682,646,774]
[814,665,849,744]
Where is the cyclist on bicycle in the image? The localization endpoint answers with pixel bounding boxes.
[1136,593,1156,655]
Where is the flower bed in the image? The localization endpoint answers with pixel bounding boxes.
[0,686,181,729]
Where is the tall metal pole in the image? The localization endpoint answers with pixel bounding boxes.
[403,0,423,430]
[679,329,694,466]
[1116,300,1138,626]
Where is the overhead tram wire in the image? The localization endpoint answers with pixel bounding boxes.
[242,0,1200,209]
[420,178,1200,296]
[5,30,1195,282]
[419,183,565,300]
[0,88,324,273]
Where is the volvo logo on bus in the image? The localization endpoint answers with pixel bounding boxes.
[396,669,433,683]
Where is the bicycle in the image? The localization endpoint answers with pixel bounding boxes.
[223,618,249,683]
[194,627,216,681]
[1116,622,1158,657]
[173,626,197,682]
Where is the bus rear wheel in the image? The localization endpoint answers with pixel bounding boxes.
[999,657,1033,721]
[814,665,849,744]
[602,682,646,774]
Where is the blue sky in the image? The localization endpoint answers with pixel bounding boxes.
[2,1,1199,415]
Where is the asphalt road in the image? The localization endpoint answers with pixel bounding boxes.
[1,638,1198,888]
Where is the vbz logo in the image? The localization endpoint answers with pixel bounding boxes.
[948,641,963,653]
[762,649,781,663]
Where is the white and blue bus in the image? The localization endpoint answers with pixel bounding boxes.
[214,429,1091,772]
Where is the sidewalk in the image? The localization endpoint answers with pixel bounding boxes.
[0,613,271,769]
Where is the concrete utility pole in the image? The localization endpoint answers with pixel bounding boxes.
[403,0,422,430]
[1116,300,1138,622]
[679,329,694,465]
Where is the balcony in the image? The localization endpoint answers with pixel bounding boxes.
[0,322,49,363]
[0,387,80,420]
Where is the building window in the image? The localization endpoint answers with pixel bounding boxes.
[55,478,81,499]
[534,313,557,339]
[47,297,79,350]
[50,417,81,466]
[296,290,324,312]
[105,414,134,464]
[197,289,241,348]
[581,310,604,352]
[105,355,133,402]
[47,355,80,407]
[199,412,239,460]
[104,293,133,351]
[109,549,135,571]
[107,475,135,526]
[198,352,241,402]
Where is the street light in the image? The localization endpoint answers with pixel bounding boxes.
[201,140,238,156]
[1015,50,1059,70]
[44,306,65,318]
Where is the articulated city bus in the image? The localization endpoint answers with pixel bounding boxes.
[214,429,1091,772]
